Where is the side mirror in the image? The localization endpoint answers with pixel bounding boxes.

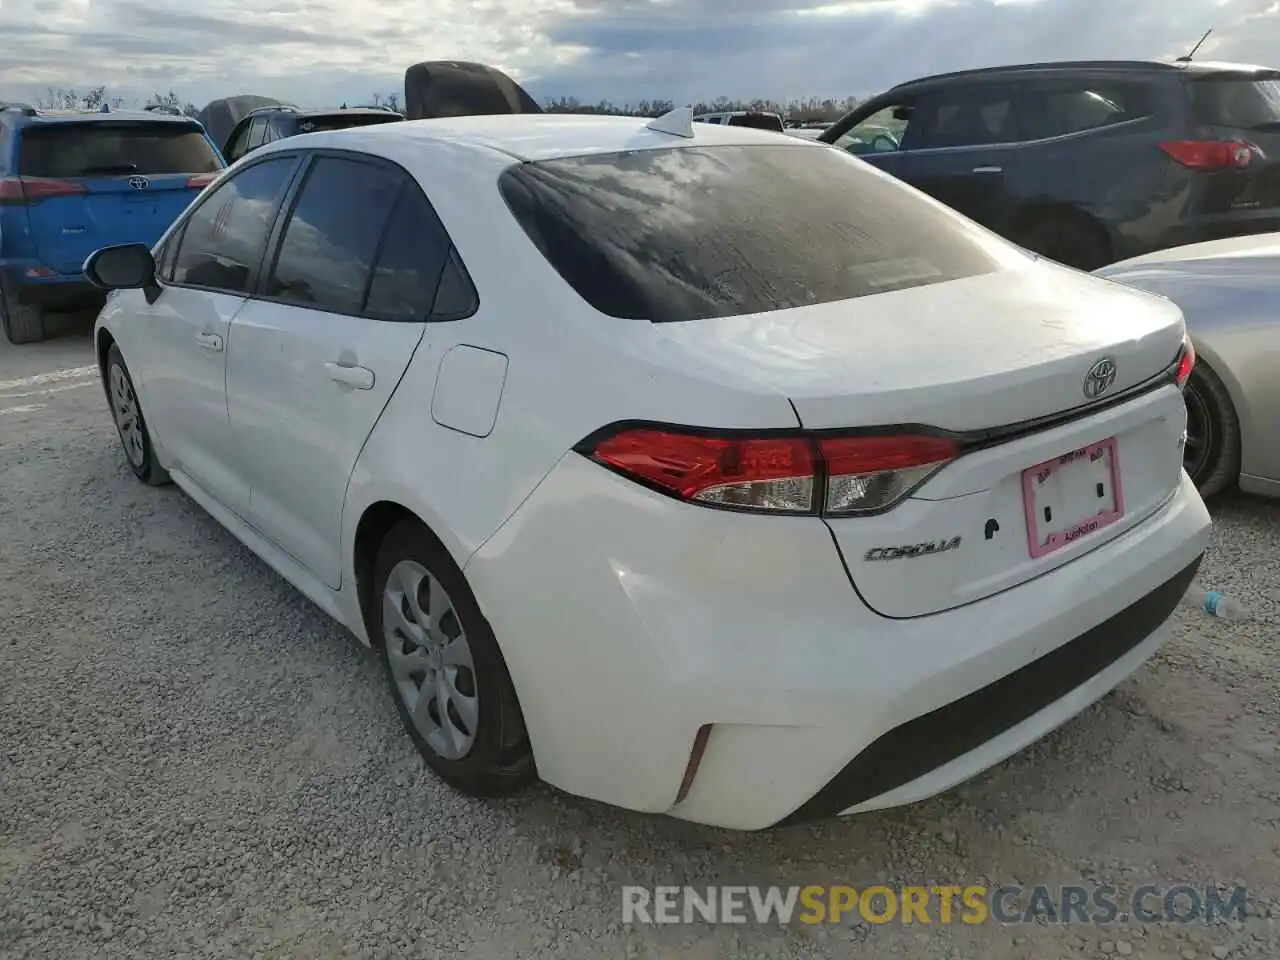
[892,105,914,122]
[84,244,160,302]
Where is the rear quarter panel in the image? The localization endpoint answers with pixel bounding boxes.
[1097,267,1280,486]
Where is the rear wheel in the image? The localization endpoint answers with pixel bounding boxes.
[1016,214,1112,271]
[1182,361,1240,498]
[0,283,47,344]
[372,519,535,796]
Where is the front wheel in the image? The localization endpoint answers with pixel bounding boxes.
[105,344,169,486]
[1182,361,1241,498]
[372,519,535,797]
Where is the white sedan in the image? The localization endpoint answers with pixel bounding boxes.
[88,106,1210,830]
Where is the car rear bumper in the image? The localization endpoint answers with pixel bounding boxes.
[1,263,101,310]
[465,456,1211,830]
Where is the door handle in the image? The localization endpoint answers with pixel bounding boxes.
[195,331,224,352]
[972,166,1003,174]
[324,361,375,390]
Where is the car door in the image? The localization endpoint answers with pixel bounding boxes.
[225,152,455,587]
[898,83,1021,230]
[826,98,918,181]
[130,154,301,514]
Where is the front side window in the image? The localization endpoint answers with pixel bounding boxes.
[224,122,251,162]
[245,117,269,152]
[170,156,296,294]
[17,122,222,177]
[913,86,1016,149]
[265,156,401,314]
[832,104,910,155]
[500,143,1009,323]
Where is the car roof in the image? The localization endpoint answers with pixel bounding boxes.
[2,106,200,127]
[892,58,1280,89]
[267,112,820,162]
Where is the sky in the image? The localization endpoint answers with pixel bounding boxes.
[1,0,1278,110]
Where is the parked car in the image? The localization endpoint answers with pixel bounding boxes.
[0,102,224,344]
[821,59,1280,270]
[1096,234,1280,499]
[88,91,1208,830]
[694,110,786,132]
[221,105,404,163]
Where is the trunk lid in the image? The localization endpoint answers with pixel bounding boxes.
[26,175,204,275]
[656,260,1189,618]
[1185,70,1280,215]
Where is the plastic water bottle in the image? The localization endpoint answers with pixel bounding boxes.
[1182,584,1247,621]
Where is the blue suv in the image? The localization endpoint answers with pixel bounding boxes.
[0,102,225,343]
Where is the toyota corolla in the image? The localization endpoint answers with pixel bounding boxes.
[87,103,1210,830]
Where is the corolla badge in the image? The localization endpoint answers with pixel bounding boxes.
[128,176,150,190]
[1082,357,1118,399]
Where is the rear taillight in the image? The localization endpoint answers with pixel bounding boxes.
[1159,140,1257,171]
[1176,335,1196,388]
[818,434,960,514]
[0,176,88,205]
[186,173,217,189]
[581,425,959,515]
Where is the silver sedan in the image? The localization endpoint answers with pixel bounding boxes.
[1096,235,1280,499]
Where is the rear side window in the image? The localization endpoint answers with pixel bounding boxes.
[913,85,1016,149]
[266,156,401,314]
[499,144,1003,322]
[1188,74,1280,128]
[1016,80,1155,141]
[17,122,222,177]
[171,156,296,293]
[364,188,460,321]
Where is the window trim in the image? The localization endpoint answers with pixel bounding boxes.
[162,151,306,298]
[250,146,479,324]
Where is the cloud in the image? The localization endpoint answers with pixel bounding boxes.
[0,0,1278,109]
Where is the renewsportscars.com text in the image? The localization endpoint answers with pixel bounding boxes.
[621,884,1248,926]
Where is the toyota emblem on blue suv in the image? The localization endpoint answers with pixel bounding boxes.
[128,176,150,191]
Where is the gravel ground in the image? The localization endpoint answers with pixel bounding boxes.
[1,327,1277,960]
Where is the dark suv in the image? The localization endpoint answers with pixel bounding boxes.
[821,60,1280,269]
[222,106,403,163]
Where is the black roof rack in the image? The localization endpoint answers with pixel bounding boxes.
[143,104,184,115]
[244,103,299,118]
[891,59,1178,88]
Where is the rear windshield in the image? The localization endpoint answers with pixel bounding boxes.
[1188,74,1280,128]
[297,114,404,135]
[498,144,1003,322]
[18,122,221,178]
[727,113,785,132]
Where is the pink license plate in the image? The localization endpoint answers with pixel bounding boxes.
[1021,437,1125,559]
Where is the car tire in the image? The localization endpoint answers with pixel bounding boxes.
[1182,360,1241,499]
[0,288,47,345]
[1017,214,1112,271]
[105,343,170,486]
[372,518,535,797]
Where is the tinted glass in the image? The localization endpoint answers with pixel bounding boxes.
[17,122,222,177]
[1018,81,1154,140]
[499,144,1003,322]
[224,123,251,161]
[914,87,1015,149]
[171,157,295,293]
[295,113,404,135]
[266,156,399,314]
[364,186,455,321]
[726,113,785,132]
[1189,75,1280,128]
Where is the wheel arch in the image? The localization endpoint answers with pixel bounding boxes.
[1008,201,1115,264]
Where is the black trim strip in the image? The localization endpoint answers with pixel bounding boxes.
[777,555,1201,826]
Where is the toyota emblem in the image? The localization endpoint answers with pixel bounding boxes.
[1083,357,1118,399]
[128,176,150,191]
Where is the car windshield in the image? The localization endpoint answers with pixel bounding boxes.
[18,122,222,178]
[499,144,1006,322]
[1189,74,1280,128]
